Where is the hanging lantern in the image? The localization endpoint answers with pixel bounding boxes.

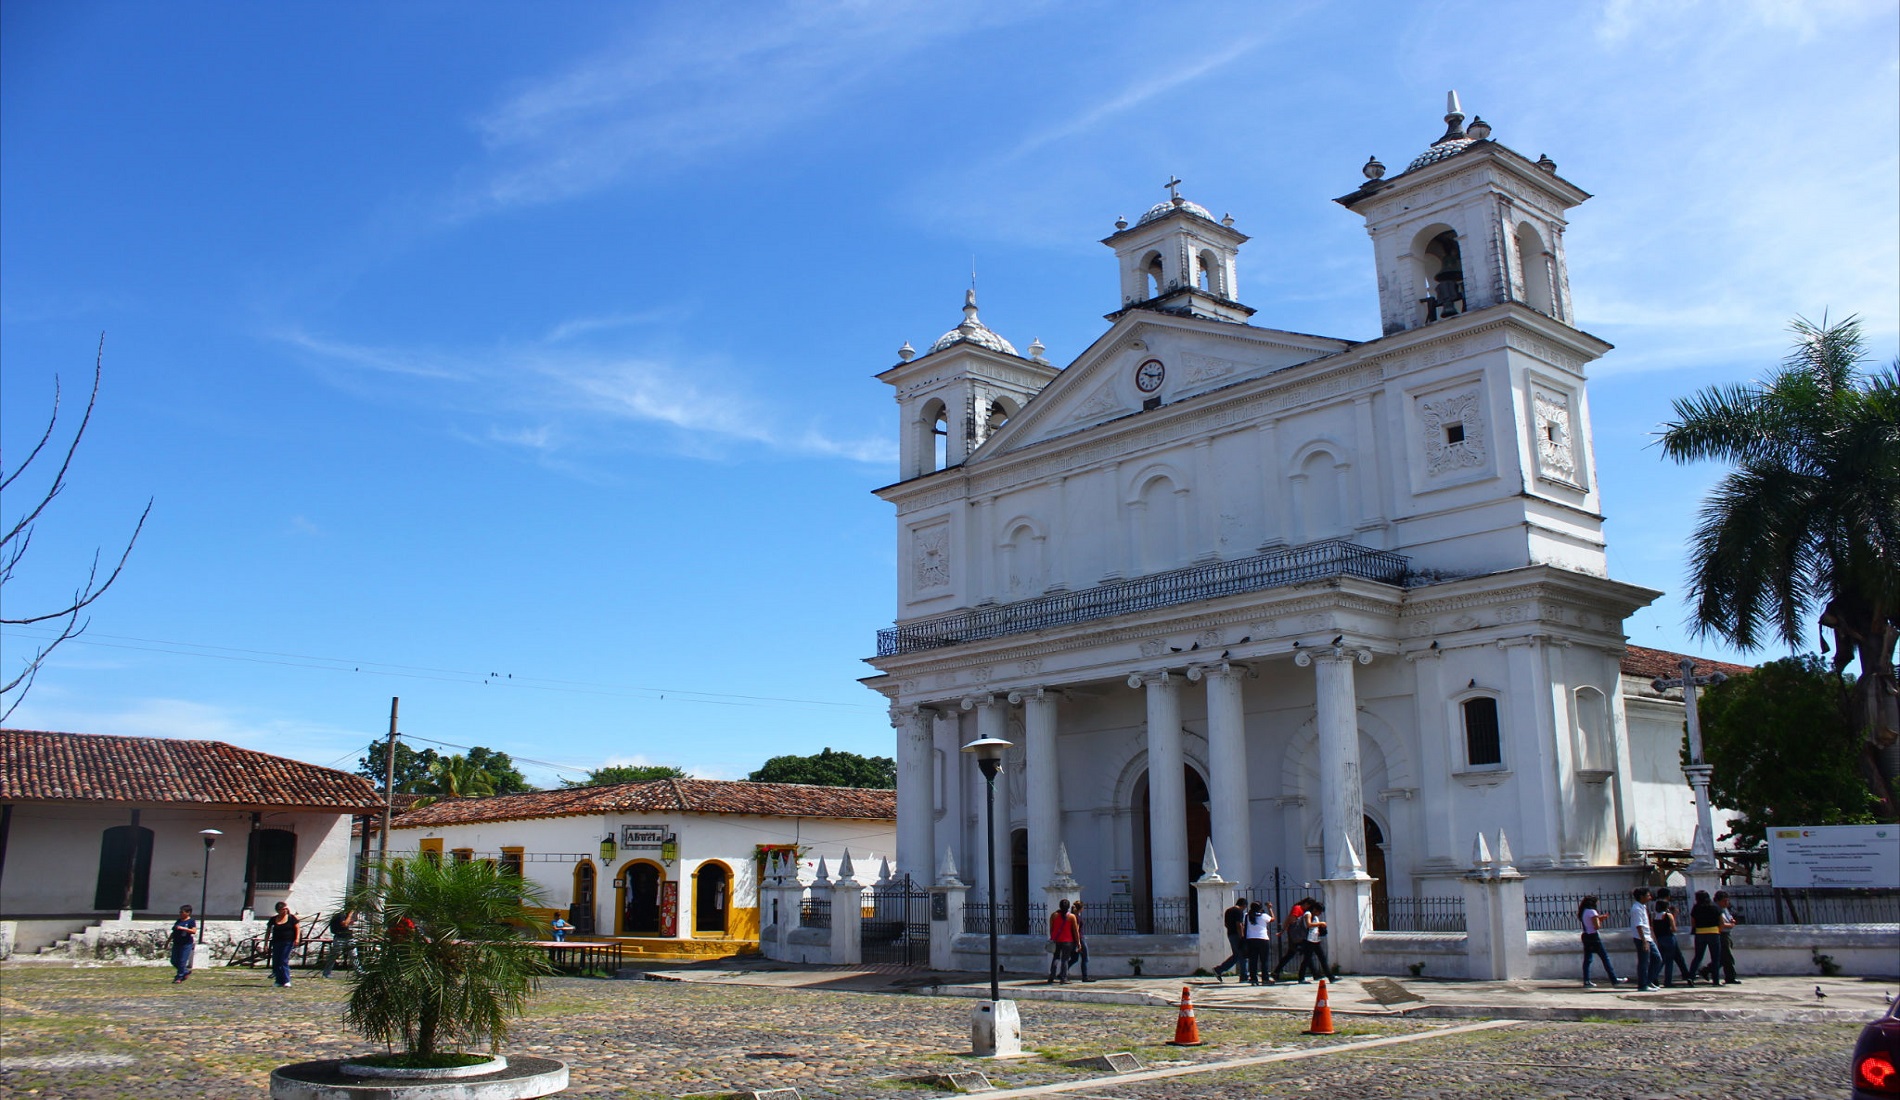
[660,837,679,864]
[599,835,617,863]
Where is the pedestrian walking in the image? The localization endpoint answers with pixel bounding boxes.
[1045,897,1079,984]
[1295,900,1328,983]
[1069,900,1091,981]
[1576,895,1621,987]
[321,909,355,978]
[1713,890,1741,984]
[1213,897,1247,982]
[267,902,300,988]
[1242,900,1274,985]
[1629,887,1661,991]
[1654,901,1692,986]
[1687,889,1723,987]
[1271,897,1309,982]
[168,905,197,983]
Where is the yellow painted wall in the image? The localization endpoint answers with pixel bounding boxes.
[727,906,760,941]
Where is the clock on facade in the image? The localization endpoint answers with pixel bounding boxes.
[1134,358,1166,393]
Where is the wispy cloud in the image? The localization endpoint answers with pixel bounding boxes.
[277,324,894,467]
[449,3,1033,218]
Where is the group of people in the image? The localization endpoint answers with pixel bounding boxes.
[1044,898,1091,983]
[1579,887,1741,991]
[1211,896,1330,985]
[166,901,355,987]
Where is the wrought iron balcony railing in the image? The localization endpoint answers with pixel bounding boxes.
[876,539,1410,657]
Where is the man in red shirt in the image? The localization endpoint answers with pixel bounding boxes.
[1046,898,1080,984]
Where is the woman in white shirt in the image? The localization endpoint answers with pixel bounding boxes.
[1576,895,1621,987]
[1241,901,1274,986]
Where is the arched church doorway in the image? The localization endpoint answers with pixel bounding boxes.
[620,862,662,935]
[1132,764,1211,932]
[1364,815,1391,929]
[1008,829,1029,934]
[693,862,730,935]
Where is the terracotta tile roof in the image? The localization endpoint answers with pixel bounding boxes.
[1619,644,1753,682]
[0,729,384,811]
[394,778,897,829]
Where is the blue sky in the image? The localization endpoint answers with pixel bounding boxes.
[3,1,1895,787]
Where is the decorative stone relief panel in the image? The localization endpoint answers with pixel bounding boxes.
[1530,383,1585,489]
[1418,387,1488,479]
[1180,352,1246,385]
[912,520,951,591]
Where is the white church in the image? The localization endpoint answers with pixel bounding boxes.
[859,95,1721,973]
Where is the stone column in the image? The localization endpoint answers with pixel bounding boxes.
[1408,648,1459,871]
[1010,688,1061,897]
[1501,636,1562,867]
[929,847,970,972]
[1190,662,1252,894]
[895,705,938,882]
[1460,832,1531,980]
[962,695,1008,905]
[1130,671,1188,907]
[1192,839,1237,970]
[1296,645,1371,882]
[829,851,864,966]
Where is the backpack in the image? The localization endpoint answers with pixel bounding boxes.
[328,912,350,937]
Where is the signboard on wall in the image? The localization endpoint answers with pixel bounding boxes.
[1767,825,1899,888]
[621,824,669,850]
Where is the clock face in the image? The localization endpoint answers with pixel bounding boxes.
[1135,358,1166,393]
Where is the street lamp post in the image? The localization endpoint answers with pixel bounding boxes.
[197,830,222,944]
[1653,658,1728,877]
[961,735,1017,1056]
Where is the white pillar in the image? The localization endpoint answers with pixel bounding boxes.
[1297,646,1370,882]
[1408,649,1459,871]
[895,705,937,882]
[1010,688,1061,899]
[1131,671,1188,905]
[1191,662,1252,894]
[962,695,1009,904]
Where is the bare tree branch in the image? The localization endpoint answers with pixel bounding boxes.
[1,335,149,720]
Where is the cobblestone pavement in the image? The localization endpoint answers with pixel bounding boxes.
[0,963,1862,1098]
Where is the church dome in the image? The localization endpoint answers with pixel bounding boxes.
[1406,136,1476,171]
[1136,197,1215,226]
[929,289,1018,356]
[1404,91,1489,172]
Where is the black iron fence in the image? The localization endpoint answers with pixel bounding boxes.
[800,897,831,929]
[1525,894,1595,932]
[877,540,1411,656]
[1372,896,1466,932]
[961,902,1047,936]
[1720,887,1900,926]
[862,876,931,966]
[1070,897,1194,936]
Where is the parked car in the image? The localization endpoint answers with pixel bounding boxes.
[1852,996,1900,1099]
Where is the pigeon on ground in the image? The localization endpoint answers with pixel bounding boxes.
[1814,986,1827,999]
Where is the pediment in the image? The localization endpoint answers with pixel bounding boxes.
[971,312,1353,458]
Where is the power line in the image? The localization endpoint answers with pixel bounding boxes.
[1,625,879,711]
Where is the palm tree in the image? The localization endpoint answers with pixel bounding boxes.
[1658,314,1899,809]
[343,856,552,1061]
[412,754,498,807]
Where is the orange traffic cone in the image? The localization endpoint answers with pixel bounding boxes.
[1304,977,1334,1035]
[1168,984,1203,1046]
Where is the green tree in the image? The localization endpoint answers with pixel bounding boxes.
[560,764,689,787]
[416,755,499,805]
[1658,315,1899,811]
[747,747,895,788]
[1697,655,1879,848]
[343,856,552,1060]
[358,740,442,794]
[461,746,532,795]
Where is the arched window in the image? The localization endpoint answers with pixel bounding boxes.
[984,397,1015,439]
[1420,229,1466,321]
[1135,475,1183,572]
[1196,249,1222,295]
[917,399,950,474]
[1462,697,1503,768]
[1575,686,1611,772]
[1293,449,1348,540]
[93,824,154,910]
[255,828,297,889]
[1515,222,1553,314]
[1002,521,1043,598]
[1143,252,1164,298]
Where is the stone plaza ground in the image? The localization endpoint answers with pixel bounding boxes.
[0,961,1877,1098]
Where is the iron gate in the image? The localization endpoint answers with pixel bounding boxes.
[861,874,930,966]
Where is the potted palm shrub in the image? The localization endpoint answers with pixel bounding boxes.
[270,856,570,1099]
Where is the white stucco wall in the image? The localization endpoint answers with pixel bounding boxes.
[0,804,358,920]
[391,810,893,940]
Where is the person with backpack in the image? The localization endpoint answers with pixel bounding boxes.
[168,905,197,983]
[321,909,355,978]
[1213,897,1248,982]
[1271,897,1310,982]
[1045,897,1080,984]
[1295,900,1328,983]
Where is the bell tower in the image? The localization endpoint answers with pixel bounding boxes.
[1336,92,1589,336]
[1103,178,1254,323]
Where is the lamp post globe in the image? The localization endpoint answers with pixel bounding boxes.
[960,736,1012,1001]
[197,830,222,944]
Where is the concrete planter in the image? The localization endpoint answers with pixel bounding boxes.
[270,1055,567,1099]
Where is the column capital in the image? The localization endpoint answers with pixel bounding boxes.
[1293,644,1372,668]
[1126,669,1175,689]
[1186,661,1252,682]
[960,693,999,711]
[1006,686,1064,705]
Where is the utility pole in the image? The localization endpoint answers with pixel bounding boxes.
[377,697,399,872]
[1653,659,1727,879]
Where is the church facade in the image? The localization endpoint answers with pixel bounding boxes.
[862,95,1705,957]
